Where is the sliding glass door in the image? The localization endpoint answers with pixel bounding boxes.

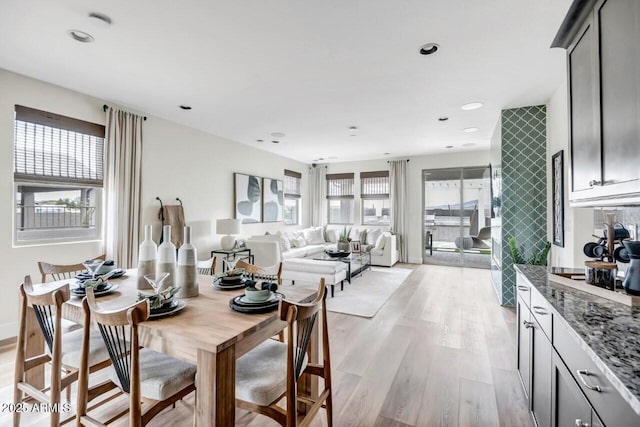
[423,166,491,268]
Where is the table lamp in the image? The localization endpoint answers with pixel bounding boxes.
[217,218,242,250]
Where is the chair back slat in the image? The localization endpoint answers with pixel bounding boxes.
[197,257,217,275]
[98,323,133,393]
[237,260,282,285]
[295,312,318,379]
[21,276,70,353]
[38,254,106,283]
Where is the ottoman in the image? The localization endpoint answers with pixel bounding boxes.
[282,258,348,297]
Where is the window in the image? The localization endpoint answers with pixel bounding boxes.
[327,173,354,224]
[283,169,301,225]
[361,171,390,225]
[13,105,105,243]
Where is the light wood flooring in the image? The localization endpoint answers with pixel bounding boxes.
[0,264,532,426]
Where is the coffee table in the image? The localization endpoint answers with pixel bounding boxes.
[313,251,371,283]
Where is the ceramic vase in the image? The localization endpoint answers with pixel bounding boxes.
[137,225,156,290]
[176,226,198,298]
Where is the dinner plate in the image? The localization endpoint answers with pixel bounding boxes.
[238,293,281,305]
[71,283,119,297]
[213,277,248,290]
[148,300,187,319]
[76,268,126,281]
[150,300,179,315]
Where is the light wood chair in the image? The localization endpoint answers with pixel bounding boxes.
[13,276,113,427]
[235,278,333,427]
[236,259,283,286]
[77,287,197,427]
[38,254,106,283]
[196,256,216,275]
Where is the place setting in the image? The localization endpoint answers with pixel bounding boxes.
[137,272,187,319]
[71,259,121,297]
[228,280,283,314]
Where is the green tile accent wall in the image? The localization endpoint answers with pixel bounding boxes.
[491,105,548,306]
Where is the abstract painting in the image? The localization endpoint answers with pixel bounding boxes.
[234,173,262,223]
[552,150,564,247]
[262,177,283,222]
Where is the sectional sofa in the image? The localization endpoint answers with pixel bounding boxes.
[245,226,398,268]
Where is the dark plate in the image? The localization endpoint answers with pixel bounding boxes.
[71,283,116,297]
[214,277,247,288]
[229,292,285,314]
[76,268,126,281]
[325,250,351,258]
[150,300,179,315]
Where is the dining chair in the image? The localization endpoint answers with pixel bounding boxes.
[197,256,217,275]
[77,287,197,427]
[236,259,283,286]
[235,278,333,426]
[38,254,106,283]
[13,276,113,427]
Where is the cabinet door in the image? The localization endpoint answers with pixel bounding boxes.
[598,0,640,189]
[517,296,532,400]
[531,318,551,427]
[568,16,601,194]
[551,352,592,427]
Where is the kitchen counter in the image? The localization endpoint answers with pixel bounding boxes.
[514,264,640,416]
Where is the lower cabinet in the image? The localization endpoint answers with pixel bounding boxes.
[551,351,593,427]
[531,317,551,427]
[517,295,531,399]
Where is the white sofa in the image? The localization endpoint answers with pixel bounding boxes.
[245,227,398,268]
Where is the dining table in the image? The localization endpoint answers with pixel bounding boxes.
[21,269,320,426]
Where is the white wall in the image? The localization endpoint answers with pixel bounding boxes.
[325,150,491,264]
[0,69,308,339]
[545,79,592,268]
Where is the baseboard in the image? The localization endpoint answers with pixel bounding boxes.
[0,321,18,342]
[407,256,423,264]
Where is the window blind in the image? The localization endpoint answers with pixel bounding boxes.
[13,106,106,186]
[326,173,354,199]
[361,171,389,199]
[284,169,302,198]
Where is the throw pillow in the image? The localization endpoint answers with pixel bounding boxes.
[350,228,361,241]
[360,229,368,245]
[326,229,337,243]
[305,227,325,245]
[292,237,307,248]
[375,233,386,250]
[367,228,381,245]
[275,231,291,253]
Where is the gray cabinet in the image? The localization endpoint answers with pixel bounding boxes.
[531,317,552,427]
[558,0,640,206]
[517,295,532,399]
[551,352,593,427]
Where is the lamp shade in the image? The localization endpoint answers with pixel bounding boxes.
[216,218,241,235]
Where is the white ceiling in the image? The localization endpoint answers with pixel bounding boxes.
[0,0,572,164]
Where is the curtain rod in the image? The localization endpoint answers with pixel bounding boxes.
[103,104,147,121]
[387,159,410,163]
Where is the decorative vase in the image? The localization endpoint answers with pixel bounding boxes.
[622,241,640,296]
[337,241,350,252]
[137,225,156,290]
[156,225,176,290]
[176,226,198,298]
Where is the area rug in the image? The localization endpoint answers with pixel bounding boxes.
[288,267,413,318]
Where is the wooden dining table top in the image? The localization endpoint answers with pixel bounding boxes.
[38,269,317,361]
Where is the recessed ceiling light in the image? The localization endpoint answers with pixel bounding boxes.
[68,30,94,43]
[348,126,358,131]
[445,145,454,149]
[438,117,449,122]
[384,152,391,155]
[272,140,280,144]
[419,43,440,55]
[88,12,112,26]
[256,139,263,142]
[463,142,476,147]
[461,102,483,110]
[270,132,285,138]
[179,105,192,110]
[463,127,479,133]
[318,157,325,160]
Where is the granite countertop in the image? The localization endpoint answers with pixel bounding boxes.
[514,264,640,416]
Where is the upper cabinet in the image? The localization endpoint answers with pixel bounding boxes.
[554,0,640,206]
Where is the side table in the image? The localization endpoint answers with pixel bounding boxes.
[211,248,254,272]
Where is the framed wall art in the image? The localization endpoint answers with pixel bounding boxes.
[262,177,283,222]
[234,173,262,223]
[552,150,564,247]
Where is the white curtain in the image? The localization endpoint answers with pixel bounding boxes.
[390,160,408,262]
[105,108,144,268]
[309,165,327,227]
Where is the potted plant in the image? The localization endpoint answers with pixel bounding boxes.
[337,227,352,252]
[507,236,551,266]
